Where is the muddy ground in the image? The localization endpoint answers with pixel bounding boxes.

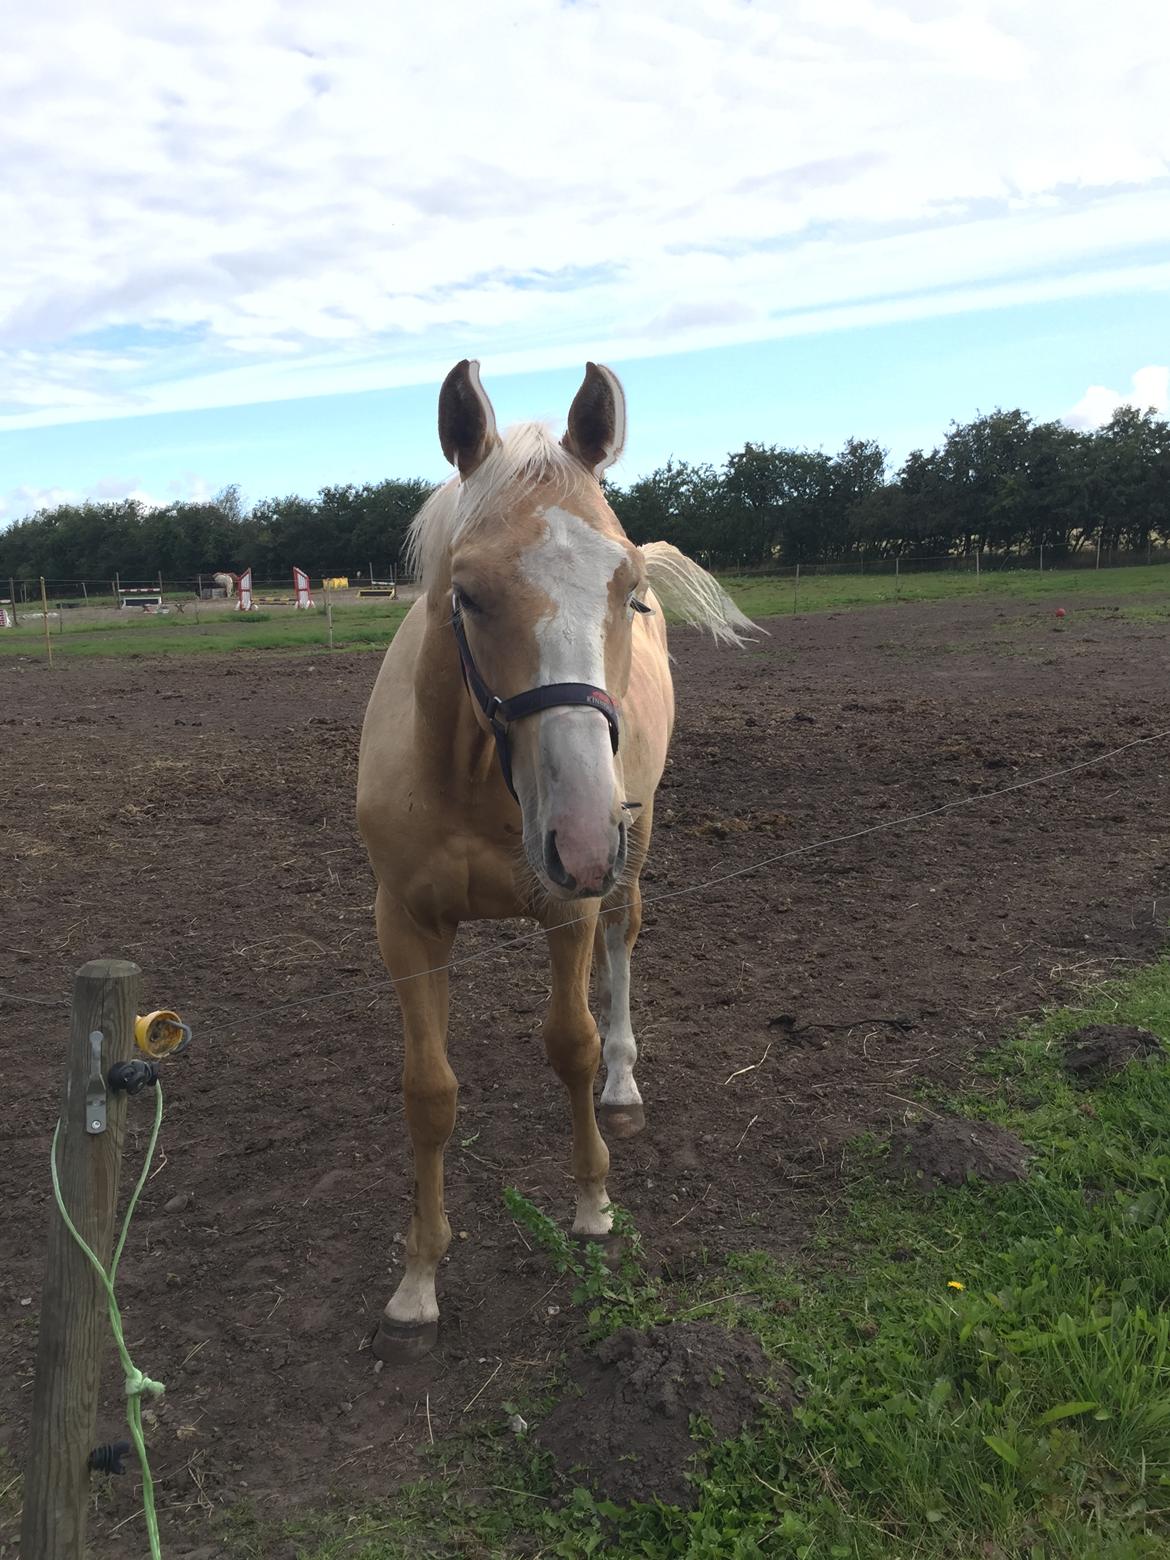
[2,593,1169,1552]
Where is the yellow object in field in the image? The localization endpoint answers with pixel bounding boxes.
[135,1010,191,1058]
[323,576,349,590]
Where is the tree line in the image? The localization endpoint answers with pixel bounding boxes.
[2,404,1167,586]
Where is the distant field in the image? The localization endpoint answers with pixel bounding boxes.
[0,597,410,657]
[2,562,1169,657]
[719,560,1170,619]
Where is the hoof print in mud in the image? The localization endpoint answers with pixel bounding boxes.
[887,1116,1031,1189]
[536,1322,789,1510]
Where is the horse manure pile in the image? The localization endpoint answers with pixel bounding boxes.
[1062,1023,1163,1082]
[536,1322,784,1509]
[887,1115,1031,1189]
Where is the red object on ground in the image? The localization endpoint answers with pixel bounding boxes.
[1055,607,1066,618]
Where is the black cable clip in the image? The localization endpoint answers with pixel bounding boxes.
[107,1060,161,1095]
[89,1440,132,1475]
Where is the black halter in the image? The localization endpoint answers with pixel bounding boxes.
[450,595,620,805]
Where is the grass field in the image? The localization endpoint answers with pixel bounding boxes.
[214,959,1170,1560]
[720,560,1170,622]
[0,599,410,657]
[3,562,1169,658]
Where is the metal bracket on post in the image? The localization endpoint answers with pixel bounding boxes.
[85,1030,107,1135]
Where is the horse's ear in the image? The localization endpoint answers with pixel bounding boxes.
[563,362,627,476]
[438,359,499,477]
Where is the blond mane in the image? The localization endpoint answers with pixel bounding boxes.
[641,542,759,647]
[406,423,588,586]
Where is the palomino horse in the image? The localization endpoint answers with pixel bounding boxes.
[357,360,755,1362]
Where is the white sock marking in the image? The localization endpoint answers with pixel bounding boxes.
[599,912,642,1108]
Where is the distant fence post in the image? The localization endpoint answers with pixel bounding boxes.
[7,575,17,627]
[792,562,800,615]
[21,959,142,1560]
[39,577,53,668]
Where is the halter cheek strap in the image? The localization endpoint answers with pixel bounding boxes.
[450,597,620,804]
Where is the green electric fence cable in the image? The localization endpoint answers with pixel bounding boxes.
[50,1083,167,1560]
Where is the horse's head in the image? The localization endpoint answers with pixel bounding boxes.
[428,359,650,901]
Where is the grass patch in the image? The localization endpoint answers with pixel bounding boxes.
[719,560,1170,621]
[1118,603,1170,626]
[0,601,409,657]
[208,957,1170,1558]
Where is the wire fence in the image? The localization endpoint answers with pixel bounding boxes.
[6,544,1170,608]
[5,726,1169,1039]
[721,544,1170,582]
[1,569,403,607]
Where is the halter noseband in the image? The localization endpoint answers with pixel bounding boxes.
[450,595,620,804]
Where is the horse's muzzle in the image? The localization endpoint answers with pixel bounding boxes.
[542,819,626,899]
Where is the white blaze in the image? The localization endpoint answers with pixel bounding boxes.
[520,505,625,686]
[519,506,625,890]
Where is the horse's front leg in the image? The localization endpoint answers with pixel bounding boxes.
[372,888,457,1363]
[595,877,646,1140]
[545,912,612,1237]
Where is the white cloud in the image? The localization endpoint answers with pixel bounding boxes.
[1,0,1169,428]
[0,483,79,521]
[0,476,173,520]
[1066,365,1170,429]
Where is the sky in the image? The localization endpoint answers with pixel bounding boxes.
[1,0,1168,523]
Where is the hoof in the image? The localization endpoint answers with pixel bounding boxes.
[600,1101,645,1140]
[571,1230,624,1267]
[371,1316,438,1364]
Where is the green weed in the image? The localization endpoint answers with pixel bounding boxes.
[502,1187,665,1333]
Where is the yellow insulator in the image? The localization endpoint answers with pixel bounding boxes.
[134,1010,191,1059]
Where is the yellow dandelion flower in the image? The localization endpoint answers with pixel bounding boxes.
[947,1280,965,1291]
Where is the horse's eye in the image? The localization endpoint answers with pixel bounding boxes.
[453,586,482,615]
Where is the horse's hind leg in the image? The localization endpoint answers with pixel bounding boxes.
[371,888,457,1363]
[597,874,646,1140]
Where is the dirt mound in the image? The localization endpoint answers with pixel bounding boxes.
[536,1323,782,1508]
[888,1116,1031,1188]
[1063,1024,1163,1081]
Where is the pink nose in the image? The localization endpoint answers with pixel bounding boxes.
[544,823,619,893]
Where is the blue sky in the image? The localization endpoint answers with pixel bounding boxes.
[5,289,1167,514]
[2,0,1168,520]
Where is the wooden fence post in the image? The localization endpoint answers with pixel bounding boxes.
[21,959,142,1560]
[39,577,53,668]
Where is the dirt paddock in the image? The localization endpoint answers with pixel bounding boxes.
[2,594,1168,1550]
